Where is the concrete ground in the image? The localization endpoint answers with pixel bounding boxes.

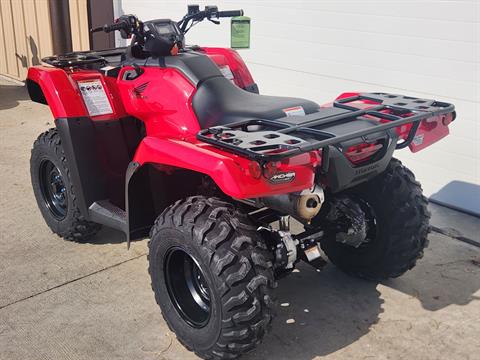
[0,78,479,360]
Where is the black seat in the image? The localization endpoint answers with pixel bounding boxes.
[193,76,320,129]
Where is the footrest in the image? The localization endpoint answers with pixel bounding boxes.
[89,200,127,232]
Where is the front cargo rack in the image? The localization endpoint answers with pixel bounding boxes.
[197,92,455,162]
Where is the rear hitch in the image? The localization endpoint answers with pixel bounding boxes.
[259,216,327,274]
[295,228,327,271]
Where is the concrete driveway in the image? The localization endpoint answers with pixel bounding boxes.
[1,78,479,360]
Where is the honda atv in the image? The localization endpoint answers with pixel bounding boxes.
[26,5,456,359]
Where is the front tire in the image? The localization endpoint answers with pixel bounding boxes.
[148,196,276,359]
[320,158,430,280]
[30,129,101,242]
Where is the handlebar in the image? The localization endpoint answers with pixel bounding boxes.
[91,21,127,33]
[178,6,244,33]
[90,15,143,41]
[217,10,244,18]
[90,6,244,39]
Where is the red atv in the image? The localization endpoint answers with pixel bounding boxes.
[27,5,456,359]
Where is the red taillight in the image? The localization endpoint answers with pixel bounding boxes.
[262,162,278,179]
[248,161,262,179]
[345,142,383,165]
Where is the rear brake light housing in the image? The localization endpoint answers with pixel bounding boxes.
[345,141,384,165]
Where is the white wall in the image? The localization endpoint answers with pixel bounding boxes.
[117,0,480,213]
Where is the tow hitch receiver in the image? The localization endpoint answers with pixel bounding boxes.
[260,217,327,272]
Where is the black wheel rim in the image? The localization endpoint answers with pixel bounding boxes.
[338,196,378,251]
[39,160,67,220]
[164,247,211,328]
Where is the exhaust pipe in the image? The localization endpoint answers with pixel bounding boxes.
[259,185,324,223]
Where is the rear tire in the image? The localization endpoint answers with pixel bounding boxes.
[148,196,276,359]
[320,158,430,280]
[30,129,101,242]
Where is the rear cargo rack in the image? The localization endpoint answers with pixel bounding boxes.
[197,92,455,162]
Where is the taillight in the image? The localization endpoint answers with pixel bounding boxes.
[248,161,262,179]
[345,142,383,165]
[262,162,278,179]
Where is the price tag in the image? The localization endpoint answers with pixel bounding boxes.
[231,16,251,49]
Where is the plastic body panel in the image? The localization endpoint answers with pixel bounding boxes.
[334,92,452,153]
[27,66,127,120]
[27,54,319,205]
[133,137,320,199]
[201,47,256,90]
[115,66,200,137]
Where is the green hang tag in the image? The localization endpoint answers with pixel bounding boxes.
[231,16,251,49]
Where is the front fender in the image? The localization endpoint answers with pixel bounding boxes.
[27,66,87,118]
[132,137,318,199]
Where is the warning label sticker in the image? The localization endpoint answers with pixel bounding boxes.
[78,80,113,117]
[282,106,305,117]
[413,133,424,146]
[219,65,235,81]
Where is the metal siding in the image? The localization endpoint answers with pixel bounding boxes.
[0,0,54,80]
[0,0,19,78]
[34,0,53,58]
[11,0,28,79]
[23,0,42,67]
[69,0,90,51]
[0,2,7,75]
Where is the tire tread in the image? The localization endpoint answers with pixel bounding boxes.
[148,196,276,359]
[31,129,100,242]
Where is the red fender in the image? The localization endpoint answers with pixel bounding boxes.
[27,66,126,120]
[133,137,320,199]
[333,92,452,153]
[27,66,87,118]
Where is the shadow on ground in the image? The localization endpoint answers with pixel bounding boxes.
[0,84,29,111]
[86,227,144,246]
[245,264,382,360]
[244,236,480,360]
[385,243,480,311]
[89,227,127,245]
[86,228,480,360]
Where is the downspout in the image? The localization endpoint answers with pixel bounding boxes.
[48,0,73,55]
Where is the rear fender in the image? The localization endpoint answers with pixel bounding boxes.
[125,163,206,243]
[202,47,259,93]
[334,92,454,152]
[132,137,319,199]
[126,137,319,245]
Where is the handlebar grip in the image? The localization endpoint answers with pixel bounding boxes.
[217,10,244,18]
[90,26,104,33]
[102,21,127,33]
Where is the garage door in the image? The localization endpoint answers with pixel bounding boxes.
[117,0,479,215]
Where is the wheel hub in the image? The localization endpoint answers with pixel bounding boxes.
[325,196,376,248]
[39,160,67,220]
[164,247,211,328]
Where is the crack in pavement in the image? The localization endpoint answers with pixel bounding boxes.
[0,253,147,311]
[431,227,480,248]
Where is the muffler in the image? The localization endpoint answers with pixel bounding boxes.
[258,185,324,222]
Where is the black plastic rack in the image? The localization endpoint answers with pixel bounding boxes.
[197,92,455,162]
